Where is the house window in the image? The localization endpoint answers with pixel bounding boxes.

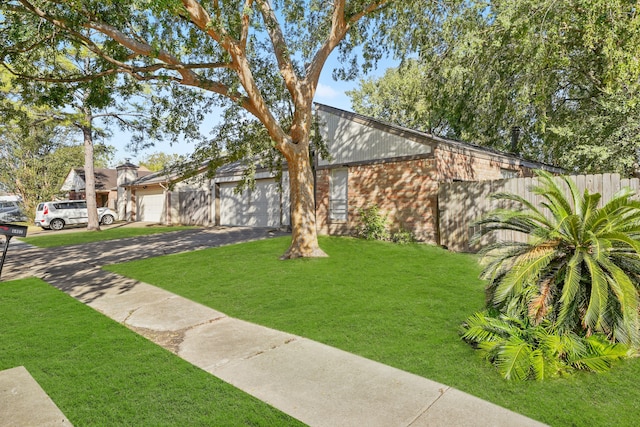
[330,168,348,221]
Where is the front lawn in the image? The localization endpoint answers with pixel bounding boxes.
[105,236,640,426]
[20,225,196,248]
[0,278,302,426]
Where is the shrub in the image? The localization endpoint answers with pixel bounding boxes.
[391,229,416,244]
[355,205,390,241]
[461,308,630,381]
[475,171,640,346]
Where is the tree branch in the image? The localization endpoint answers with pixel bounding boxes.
[306,0,391,90]
[13,0,239,95]
[255,0,300,103]
[180,0,289,151]
[240,0,253,50]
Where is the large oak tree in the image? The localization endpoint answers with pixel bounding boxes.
[1,0,414,258]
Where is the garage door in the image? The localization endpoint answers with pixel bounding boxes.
[220,179,281,227]
[136,189,165,223]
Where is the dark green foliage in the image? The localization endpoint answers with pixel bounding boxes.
[462,309,629,381]
[391,229,416,245]
[355,204,390,241]
[477,171,640,345]
[350,0,640,174]
[463,171,640,380]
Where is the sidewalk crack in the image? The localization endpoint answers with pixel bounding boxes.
[245,337,298,360]
[127,314,228,355]
[406,386,450,427]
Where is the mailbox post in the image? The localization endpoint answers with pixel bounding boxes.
[0,223,28,280]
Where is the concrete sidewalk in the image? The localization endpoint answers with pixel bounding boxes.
[0,366,72,426]
[2,226,546,426]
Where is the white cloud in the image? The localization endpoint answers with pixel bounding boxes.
[315,82,340,100]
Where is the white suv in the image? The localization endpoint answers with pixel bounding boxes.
[35,200,116,230]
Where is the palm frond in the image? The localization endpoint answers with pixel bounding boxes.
[556,214,583,242]
[557,251,584,328]
[599,232,640,255]
[530,172,574,221]
[579,190,601,225]
[496,337,533,380]
[530,349,548,380]
[528,277,553,325]
[569,335,628,372]
[493,244,558,304]
[583,255,609,333]
[600,259,640,346]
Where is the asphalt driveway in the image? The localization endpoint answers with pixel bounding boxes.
[1,226,287,300]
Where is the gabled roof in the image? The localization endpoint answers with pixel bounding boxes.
[314,103,563,173]
[60,168,118,192]
[126,161,212,188]
[61,166,153,192]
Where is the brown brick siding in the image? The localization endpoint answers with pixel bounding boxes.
[316,158,440,243]
[436,146,536,182]
[315,149,536,245]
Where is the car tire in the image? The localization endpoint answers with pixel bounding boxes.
[101,214,114,225]
[50,219,65,231]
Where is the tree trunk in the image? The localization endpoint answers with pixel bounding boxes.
[82,125,100,231]
[280,142,327,259]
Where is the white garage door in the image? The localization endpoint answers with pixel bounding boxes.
[136,189,165,223]
[220,179,281,227]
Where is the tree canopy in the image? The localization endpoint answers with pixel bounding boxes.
[1,0,416,257]
[138,152,185,172]
[0,68,113,220]
[349,0,640,175]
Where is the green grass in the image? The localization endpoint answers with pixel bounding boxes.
[0,278,303,426]
[20,225,196,248]
[105,236,640,427]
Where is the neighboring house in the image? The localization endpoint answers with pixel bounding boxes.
[60,162,152,219]
[121,103,562,246]
[124,162,213,225]
[123,160,291,228]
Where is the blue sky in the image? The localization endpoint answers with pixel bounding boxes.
[109,52,397,165]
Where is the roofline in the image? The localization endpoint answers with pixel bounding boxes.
[124,160,212,188]
[313,103,564,173]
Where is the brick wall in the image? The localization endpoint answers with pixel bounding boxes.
[315,149,537,245]
[436,146,536,182]
[316,158,440,243]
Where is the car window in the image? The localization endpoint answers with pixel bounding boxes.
[37,204,44,211]
[76,201,87,209]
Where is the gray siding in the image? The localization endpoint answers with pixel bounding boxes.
[316,109,432,166]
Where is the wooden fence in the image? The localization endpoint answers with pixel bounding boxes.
[438,173,640,252]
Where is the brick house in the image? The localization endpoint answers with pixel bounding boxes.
[61,163,152,219]
[61,167,120,208]
[313,104,562,244]
[119,103,561,247]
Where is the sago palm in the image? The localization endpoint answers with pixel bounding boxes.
[461,307,629,381]
[476,171,640,346]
